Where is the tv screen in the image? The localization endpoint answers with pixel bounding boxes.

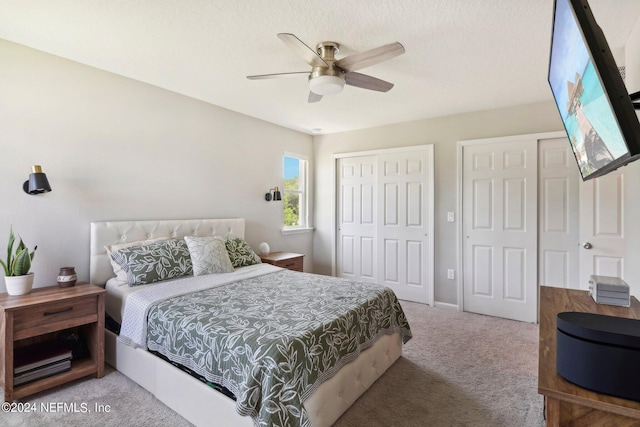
[548,0,640,180]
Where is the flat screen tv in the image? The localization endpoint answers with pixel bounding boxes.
[548,0,640,180]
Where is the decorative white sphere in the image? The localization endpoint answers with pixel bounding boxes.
[258,242,270,255]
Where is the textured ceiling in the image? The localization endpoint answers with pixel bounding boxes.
[1,0,640,135]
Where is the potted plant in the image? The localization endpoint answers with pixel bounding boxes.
[1,227,37,295]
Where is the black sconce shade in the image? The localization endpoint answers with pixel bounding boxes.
[23,165,52,195]
[265,186,282,201]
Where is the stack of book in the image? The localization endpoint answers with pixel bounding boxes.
[14,340,72,386]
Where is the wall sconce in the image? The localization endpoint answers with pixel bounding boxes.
[23,165,52,195]
[265,186,282,201]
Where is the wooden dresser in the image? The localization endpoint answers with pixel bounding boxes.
[260,252,304,272]
[0,284,105,403]
[538,286,640,426]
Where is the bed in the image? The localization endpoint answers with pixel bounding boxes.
[90,218,411,427]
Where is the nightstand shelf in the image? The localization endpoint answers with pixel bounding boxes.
[0,284,105,403]
[13,358,97,400]
[260,252,304,272]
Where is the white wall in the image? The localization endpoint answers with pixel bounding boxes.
[0,39,314,290]
[313,102,566,306]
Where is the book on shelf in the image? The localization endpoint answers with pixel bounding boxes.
[14,340,73,375]
[13,359,71,386]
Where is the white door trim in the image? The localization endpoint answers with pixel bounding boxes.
[332,144,434,306]
[456,131,566,313]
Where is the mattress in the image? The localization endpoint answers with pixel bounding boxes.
[105,278,138,325]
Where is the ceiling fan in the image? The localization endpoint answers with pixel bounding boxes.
[247,33,405,103]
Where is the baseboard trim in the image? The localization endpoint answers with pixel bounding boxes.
[433,301,459,310]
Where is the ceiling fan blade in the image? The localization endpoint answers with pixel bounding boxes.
[335,42,405,72]
[345,72,394,92]
[247,71,309,80]
[308,92,323,103]
[277,33,328,68]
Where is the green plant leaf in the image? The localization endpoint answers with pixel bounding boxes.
[5,227,15,275]
[11,247,31,276]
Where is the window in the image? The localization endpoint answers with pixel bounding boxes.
[283,154,308,229]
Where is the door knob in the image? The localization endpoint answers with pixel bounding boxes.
[582,242,593,249]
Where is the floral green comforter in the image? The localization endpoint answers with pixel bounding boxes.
[145,269,412,427]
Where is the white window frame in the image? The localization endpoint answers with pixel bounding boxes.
[283,152,310,233]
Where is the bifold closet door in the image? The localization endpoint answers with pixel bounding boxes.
[336,156,378,283]
[336,147,433,305]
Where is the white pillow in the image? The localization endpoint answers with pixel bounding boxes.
[105,237,168,282]
[184,236,234,276]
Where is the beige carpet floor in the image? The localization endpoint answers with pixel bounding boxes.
[1,301,544,426]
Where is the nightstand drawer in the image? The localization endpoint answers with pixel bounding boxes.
[273,257,303,271]
[13,295,98,334]
[260,252,304,272]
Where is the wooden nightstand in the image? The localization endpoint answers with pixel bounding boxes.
[260,252,304,272]
[0,283,105,403]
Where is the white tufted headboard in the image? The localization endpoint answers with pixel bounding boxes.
[90,218,245,286]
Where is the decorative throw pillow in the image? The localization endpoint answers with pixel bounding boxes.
[225,237,262,268]
[105,237,169,283]
[110,239,193,286]
[184,236,235,276]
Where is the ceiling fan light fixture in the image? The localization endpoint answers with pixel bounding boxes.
[309,75,345,96]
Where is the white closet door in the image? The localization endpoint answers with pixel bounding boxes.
[537,139,626,290]
[377,150,433,304]
[579,170,626,288]
[336,147,434,305]
[462,139,538,322]
[336,156,378,282]
[538,138,580,289]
